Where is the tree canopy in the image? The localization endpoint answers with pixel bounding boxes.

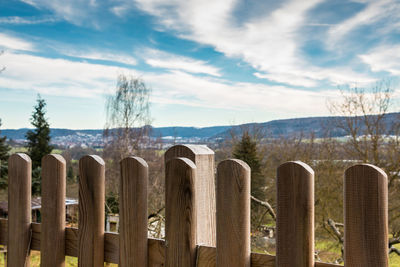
[26,95,53,169]
[232,131,264,199]
[26,95,53,195]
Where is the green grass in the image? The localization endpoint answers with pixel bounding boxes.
[314,239,400,266]
[9,146,28,154]
[51,149,63,154]
[0,242,398,266]
[8,147,63,155]
[0,250,117,266]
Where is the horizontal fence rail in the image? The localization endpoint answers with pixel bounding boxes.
[0,219,341,267]
[3,144,388,267]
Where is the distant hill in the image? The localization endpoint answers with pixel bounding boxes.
[216,112,399,139]
[1,113,399,143]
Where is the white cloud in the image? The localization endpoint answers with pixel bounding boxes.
[327,0,400,47]
[0,52,135,98]
[0,50,337,118]
[0,33,35,51]
[61,49,137,65]
[359,45,400,75]
[133,0,375,87]
[143,70,336,116]
[142,48,221,76]
[110,5,130,17]
[0,16,59,25]
[19,0,101,27]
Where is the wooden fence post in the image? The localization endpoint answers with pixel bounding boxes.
[216,159,250,267]
[41,154,66,267]
[119,157,148,267]
[344,164,388,267]
[276,161,314,267]
[78,155,105,267]
[165,144,216,246]
[165,157,197,267]
[8,153,32,267]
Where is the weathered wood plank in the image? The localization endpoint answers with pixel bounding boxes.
[216,159,250,267]
[277,161,315,267]
[196,246,341,267]
[78,155,105,267]
[165,157,197,267]
[119,157,148,267]
[344,164,388,266]
[8,153,31,267]
[148,238,165,267]
[41,154,66,267]
[0,219,341,266]
[165,144,216,246]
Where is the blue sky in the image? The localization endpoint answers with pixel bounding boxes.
[0,0,399,129]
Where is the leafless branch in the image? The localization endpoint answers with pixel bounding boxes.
[251,195,276,221]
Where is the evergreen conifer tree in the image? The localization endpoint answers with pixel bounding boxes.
[232,131,265,199]
[26,95,53,195]
[0,119,11,189]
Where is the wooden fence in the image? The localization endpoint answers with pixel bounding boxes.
[0,144,388,267]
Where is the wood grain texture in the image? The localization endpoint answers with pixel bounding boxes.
[8,153,32,267]
[196,246,341,267]
[41,154,66,267]
[276,161,315,267]
[165,144,216,246]
[119,156,148,267]
[165,157,197,267]
[148,238,165,267]
[78,155,105,267]
[216,159,250,267]
[344,164,388,267]
[0,219,341,267]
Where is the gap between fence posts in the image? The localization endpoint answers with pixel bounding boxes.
[119,156,148,267]
[344,164,388,267]
[78,155,105,267]
[216,159,251,267]
[41,154,66,267]
[8,153,32,267]
[276,161,314,267]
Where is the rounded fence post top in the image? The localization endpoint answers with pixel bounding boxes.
[42,154,66,164]
[345,163,387,179]
[79,154,105,165]
[166,157,197,170]
[9,153,31,163]
[121,156,148,168]
[277,161,314,175]
[218,159,250,172]
[165,144,214,157]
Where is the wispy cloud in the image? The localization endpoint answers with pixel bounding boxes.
[0,50,336,118]
[0,51,134,98]
[327,0,400,47]
[0,16,59,25]
[144,70,336,116]
[60,49,137,65]
[0,33,35,51]
[133,0,375,87]
[142,48,221,76]
[19,0,105,27]
[359,45,400,75]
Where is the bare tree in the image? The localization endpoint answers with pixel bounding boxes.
[104,74,151,159]
[103,74,152,204]
[326,81,400,261]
